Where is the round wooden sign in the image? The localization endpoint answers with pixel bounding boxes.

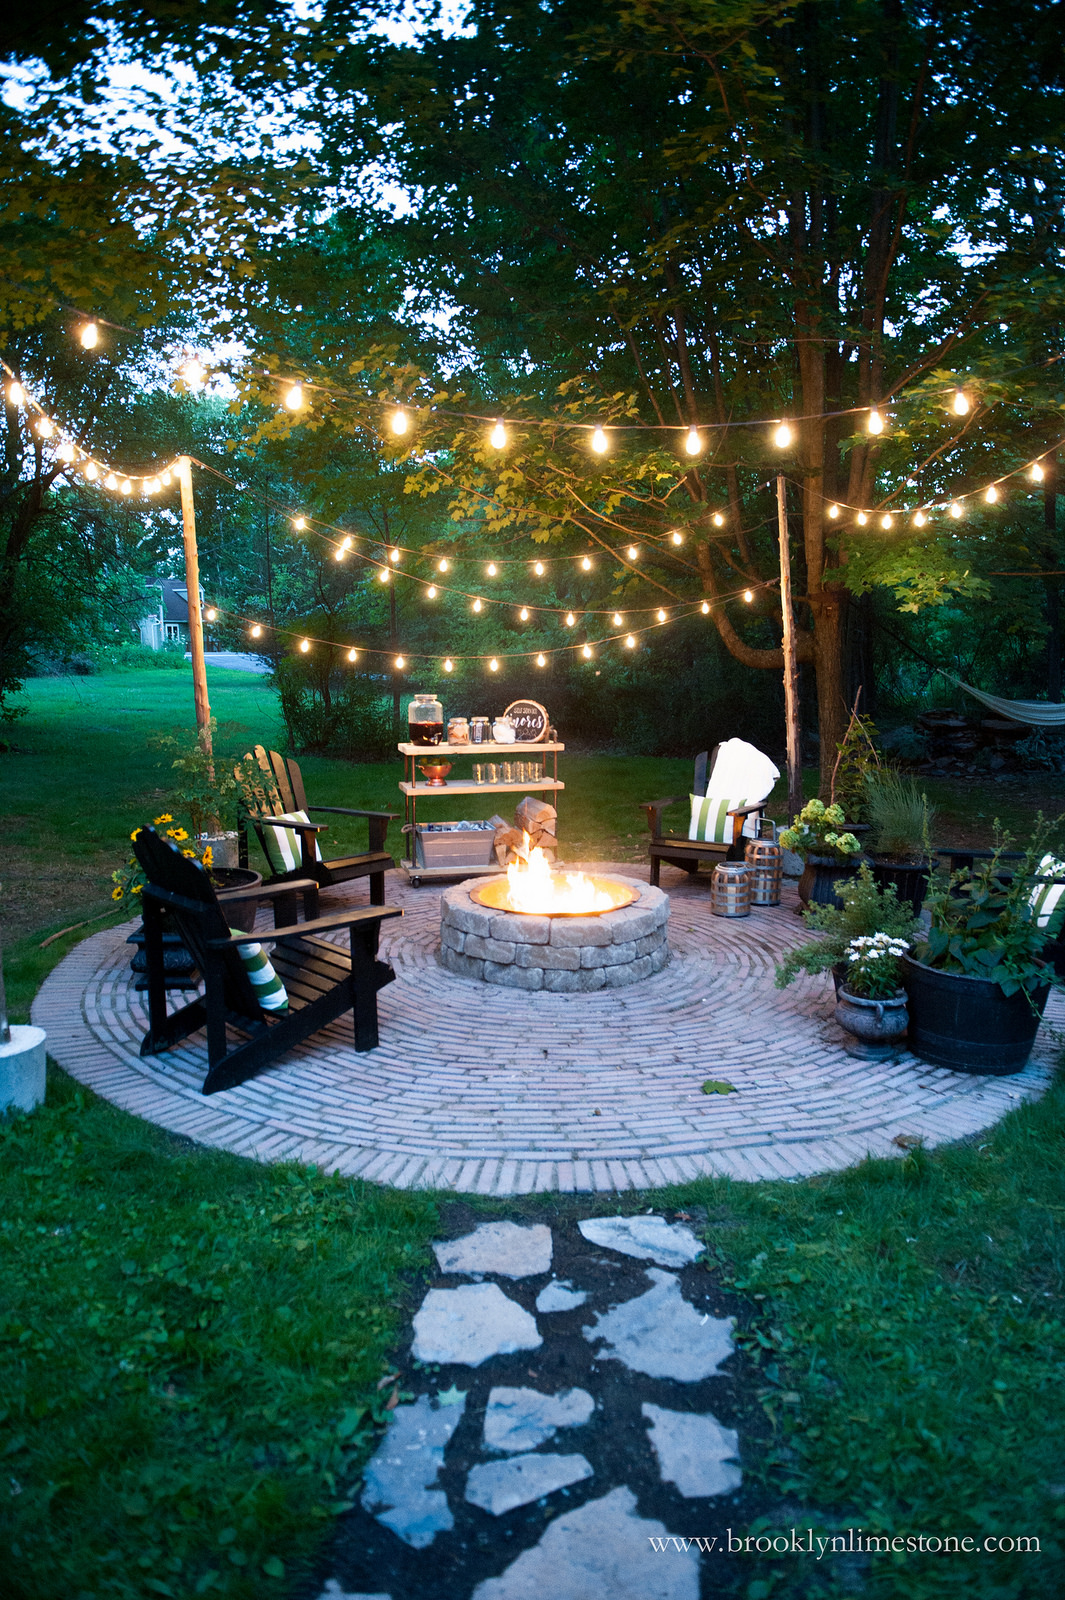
[504,698,550,742]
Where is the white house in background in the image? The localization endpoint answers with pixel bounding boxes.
[138,579,204,650]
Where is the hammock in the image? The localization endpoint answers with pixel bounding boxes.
[951,676,1065,727]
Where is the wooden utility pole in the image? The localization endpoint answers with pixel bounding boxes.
[776,472,802,818]
[177,455,212,755]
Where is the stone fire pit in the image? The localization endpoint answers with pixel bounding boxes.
[439,874,669,991]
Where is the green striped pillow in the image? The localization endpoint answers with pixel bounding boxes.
[1030,854,1065,937]
[689,793,746,845]
[262,809,323,874]
[229,928,289,1011]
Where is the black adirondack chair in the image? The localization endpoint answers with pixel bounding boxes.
[239,745,398,906]
[134,827,402,1095]
[642,745,776,887]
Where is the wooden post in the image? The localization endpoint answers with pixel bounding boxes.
[177,455,212,755]
[776,472,802,818]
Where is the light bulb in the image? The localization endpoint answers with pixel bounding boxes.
[334,548,345,561]
[627,546,638,561]
[57,441,75,463]
[444,658,453,672]
[685,427,702,455]
[284,383,304,410]
[293,515,307,530]
[389,547,400,563]
[581,555,592,570]
[489,658,499,672]
[950,501,963,519]
[565,612,575,626]
[856,511,868,526]
[7,381,24,404]
[712,512,725,528]
[914,511,927,527]
[105,473,118,490]
[657,608,667,623]
[80,321,99,350]
[670,530,683,545]
[342,535,353,550]
[867,408,885,435]
[490,422,507,448]
[487,562,497,575]
[205,607,217,622]
[472,598,482,613]
[612,612,623,626]
[701,600,710,615]
[36,417,53,439]
[161,470,171,486]
[438,558,449,572]
[181,357,205,388]
[534,561,544,575]
[625,634,636,649]
[952,389,970,416]
[250,624,263,638]
[120,479,132,495]
[743,589,754,603]
[828,504,840,519]
[773,421,793,449]
[582,643,592,659]
[299,638,310,653]
[591,426,609,454]
[880,514,893,530]
[1030,462,1045,482]
[84,461,98,482]
[985,485,998,503]
[536,653,546,667]
[146,477,160,494]
[378,568,390,582]
[519,607,529,621]
[390,408,408,436]
[427,585,437,598]
[348,648,358,663]
[394,655,405,669]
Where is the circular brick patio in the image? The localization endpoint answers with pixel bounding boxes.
[32,864,1058,1193]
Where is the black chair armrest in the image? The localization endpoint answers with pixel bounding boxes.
[307,806,400,821]
[641,797,688,836]
[727,802,766,817]
[207,904,402,948]
[257,816,328,834]
[215,877,317,904]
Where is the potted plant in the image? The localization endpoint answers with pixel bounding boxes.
[864,770,937,914]
[778,798,863,908]
[149,719,256,869]
[833,932,911,1058]
[903,826,1060,1074]
[776,864,920,993]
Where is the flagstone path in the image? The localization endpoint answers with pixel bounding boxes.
[310,1213,755,1600]
[33,863,1058,1193]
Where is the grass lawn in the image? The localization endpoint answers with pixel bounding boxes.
[2,668,1064,1598]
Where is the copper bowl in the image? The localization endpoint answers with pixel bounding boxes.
[418,759,453,786]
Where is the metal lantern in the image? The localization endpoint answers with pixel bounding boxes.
[745,838,784,906]
[710,861,752,918]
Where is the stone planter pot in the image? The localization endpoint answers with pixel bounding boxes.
[797,853,860,910]
[834,985,909,1060]
[213,866,263,933]
[901,952,1050,1075]
[197,831,240,870]
[128,866,263,989]
[870,856,933,916]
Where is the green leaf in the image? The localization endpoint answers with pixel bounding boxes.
[702,1080,737,1095]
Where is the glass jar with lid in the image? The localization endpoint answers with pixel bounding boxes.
[470,716,490,744]
[407,692,444,745]
[447,716,470,745]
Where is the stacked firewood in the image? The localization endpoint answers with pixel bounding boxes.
[492,796,558,866]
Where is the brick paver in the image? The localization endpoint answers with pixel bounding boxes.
[31,864,1057,1192]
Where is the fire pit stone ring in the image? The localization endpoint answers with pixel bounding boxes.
[439,873,670,991]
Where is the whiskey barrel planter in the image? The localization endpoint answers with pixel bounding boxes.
[901,953,1050,1074]
[797,854,860,910]
[870,857,933,915]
